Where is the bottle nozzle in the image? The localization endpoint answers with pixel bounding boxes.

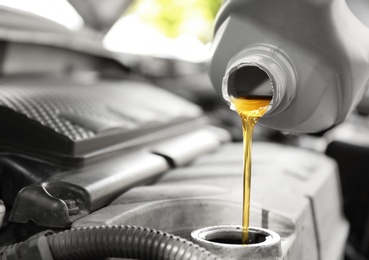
[222,45,296,117]
[223,64,273,112]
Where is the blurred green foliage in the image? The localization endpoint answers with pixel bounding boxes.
[127,0,223,43]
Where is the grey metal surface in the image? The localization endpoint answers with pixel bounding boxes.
[2,43,110,75]
[0,9,108,58]
[68,0,133,32]
[9,128,224,227]
[9,151,169,227]
[0,200,4,229]
[73,142,348,260]
[150,129,221,167]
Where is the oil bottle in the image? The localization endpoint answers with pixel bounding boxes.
[208,0,369,133]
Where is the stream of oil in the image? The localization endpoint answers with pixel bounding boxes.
[231,96,271,244]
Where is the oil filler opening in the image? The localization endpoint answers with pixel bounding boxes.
[227,65,273,101]
[206,228,267,245]
[192,225,272,246]
[191,225,282,260]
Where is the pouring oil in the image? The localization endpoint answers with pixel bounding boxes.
[231,96,271,244]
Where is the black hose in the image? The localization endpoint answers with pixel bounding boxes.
[47,225,217,260]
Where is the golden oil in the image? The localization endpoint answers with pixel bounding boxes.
[231,96,271,244]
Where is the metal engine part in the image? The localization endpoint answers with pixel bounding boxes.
[73,142,348,260]
[0,76,348,259]
[191,225,281,260]
[0,200,4,229]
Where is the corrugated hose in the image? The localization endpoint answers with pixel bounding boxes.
[0,225,218,260]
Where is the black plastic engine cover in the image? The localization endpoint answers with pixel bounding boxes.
[0,77,203,165]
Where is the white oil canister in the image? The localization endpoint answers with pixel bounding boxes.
[208,0,369,133]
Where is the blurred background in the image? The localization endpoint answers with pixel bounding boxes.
[103,0,251,142]
[105,0,222,62]
[1,1,369,260]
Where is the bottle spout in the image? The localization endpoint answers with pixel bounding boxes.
[223,63,273,112]
[222,45,297,117]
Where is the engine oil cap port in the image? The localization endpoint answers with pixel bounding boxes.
[191,225,281,260]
